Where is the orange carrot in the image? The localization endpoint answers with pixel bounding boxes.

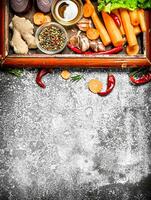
[86,28,99,40]
[33,12,45,25]
[88,79,103,94]
[84,0,111,46]
[43,15,51,24]
[126,44,139,55]
[120,9,138,47]
[134,26,141,35]
[91,12,111,46]
[137,9,146,32]
[101,11,124,47]
[60,70,71,80]
[129,10,139,26]
[83,3,94,18]
[112,9,125,36]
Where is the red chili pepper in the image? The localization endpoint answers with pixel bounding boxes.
[67,44,123,55]
[129,71,151,85]
[110,13,121,27]
[98,74,116,96]
[36,69,52,89]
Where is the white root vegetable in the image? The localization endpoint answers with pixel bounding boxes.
[9,23,28,54]
[12,15,37,49]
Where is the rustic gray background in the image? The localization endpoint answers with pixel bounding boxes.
[0,69,151,200]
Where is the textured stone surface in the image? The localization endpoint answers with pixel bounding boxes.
[0,69,151,200]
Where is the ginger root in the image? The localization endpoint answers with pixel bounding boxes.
[10,15,37,54]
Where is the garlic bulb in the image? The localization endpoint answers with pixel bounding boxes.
[69,35,79,47]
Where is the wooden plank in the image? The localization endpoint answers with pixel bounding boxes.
[0,0,5,60]
[3,57,150,68]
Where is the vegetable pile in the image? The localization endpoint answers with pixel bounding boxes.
[98,0,151,13]
[68,0,147,56]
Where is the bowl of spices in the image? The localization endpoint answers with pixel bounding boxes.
[51,0,83,26]
[35,22,68,54]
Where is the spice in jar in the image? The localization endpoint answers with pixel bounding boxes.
[38,25,66,51]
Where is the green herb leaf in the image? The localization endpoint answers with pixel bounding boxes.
[71,74,84,82]
[6,68,23,77]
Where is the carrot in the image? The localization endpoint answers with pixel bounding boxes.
[91,12,111,46]
[129,10,139,26]
[86,28,99,40]
[60,70,71,80]
[43,15,51,24]
[88,79,103,94]
[83,3,94,18]
[137,9,146,32]
[84,0,111,46]
[112,9,125,36]
[126,44,139,55]
[101,11,124,47]
[33,12,45,25]
[134,26,141,35]
[119,9,138,47]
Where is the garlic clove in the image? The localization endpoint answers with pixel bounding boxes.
[77,18,93,32]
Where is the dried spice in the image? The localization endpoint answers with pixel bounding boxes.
[38,25,66,51]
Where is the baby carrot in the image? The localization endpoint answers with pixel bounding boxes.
[126,44,139,55]
[129,10,139,26]
[112,9,125,36]
[137,9,146,32]
[101,11,124,47]
[120,9,138,47]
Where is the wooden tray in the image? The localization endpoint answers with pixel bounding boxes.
[0,0,151,68]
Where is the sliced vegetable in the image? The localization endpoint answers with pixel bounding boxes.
[120,9,138,47]
[102,11,124,47]
[33,12,45,25]
[98,74,116,96]
[137,9,146,32]
[43,15,51,23]
[86,28,100,40]
[126,44,139,55]
[60,70,71,80]
[88,79,103,94]
[83,3,94,18]
[129,10,139,26]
